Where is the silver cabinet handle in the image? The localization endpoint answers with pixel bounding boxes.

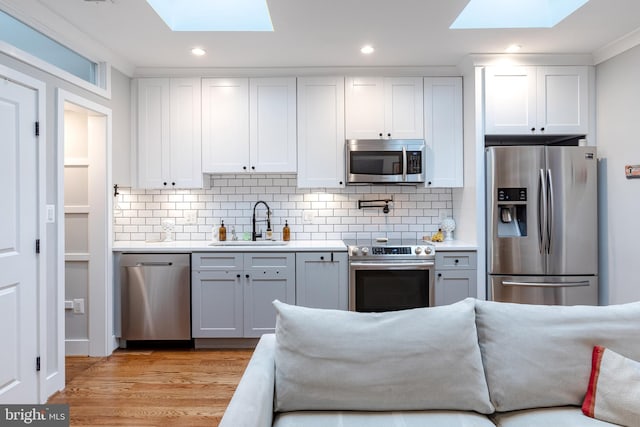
[502,280,589,288]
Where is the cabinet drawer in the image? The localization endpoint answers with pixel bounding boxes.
[192,253,243,271]
[436,251,477,270]
[244,253,294,270]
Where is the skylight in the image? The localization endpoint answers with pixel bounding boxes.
[146,0,273,31]
[450,0,589,29]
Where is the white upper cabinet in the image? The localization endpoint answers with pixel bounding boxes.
[485,66,589,135]
[202,77,296,173]
[346,77,423,139]
[297,76,345,188]
[250,77,297,173]
[424,77,463,188]
[135,78,202,189]
[201,78,250,173]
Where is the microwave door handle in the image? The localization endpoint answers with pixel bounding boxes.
[402,146,407,181]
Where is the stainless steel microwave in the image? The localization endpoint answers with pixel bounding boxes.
[346,139,426,184]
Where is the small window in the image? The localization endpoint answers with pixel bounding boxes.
[0,9,99,85]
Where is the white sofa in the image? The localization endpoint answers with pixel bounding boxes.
[219,298,640,427]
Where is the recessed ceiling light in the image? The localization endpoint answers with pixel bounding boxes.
[505,44,521,53]
[191,47,206,56]
[360,45,375,55]
[146,0,273,31]
[450,0,590,29]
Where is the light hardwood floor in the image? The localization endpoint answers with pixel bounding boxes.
[48,348,253,427]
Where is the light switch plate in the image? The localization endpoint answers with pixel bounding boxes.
[185,211,197,224]
[46,205,55,223]
[303,210,314,223]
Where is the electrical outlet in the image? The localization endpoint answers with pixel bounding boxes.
[73,298,85,314]
[303,210,314,223]
[185,211,197,224]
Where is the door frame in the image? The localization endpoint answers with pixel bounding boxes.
[56,89,115,358]
[0,65,47,402]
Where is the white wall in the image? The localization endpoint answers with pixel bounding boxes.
[596,45,640,304]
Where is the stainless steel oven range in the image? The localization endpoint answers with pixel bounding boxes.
[348,240,436,312]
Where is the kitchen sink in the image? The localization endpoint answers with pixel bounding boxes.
[208,240,289,246]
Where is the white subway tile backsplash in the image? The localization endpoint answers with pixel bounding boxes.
[113,174,453,242]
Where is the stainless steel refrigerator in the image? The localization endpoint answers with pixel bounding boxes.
[486,145,598,305]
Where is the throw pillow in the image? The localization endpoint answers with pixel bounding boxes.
[582,346,640,426]
[475,299,640,412]
[272,298,494,414]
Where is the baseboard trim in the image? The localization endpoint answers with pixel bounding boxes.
[194,338,259,349]
[65,339,90,355]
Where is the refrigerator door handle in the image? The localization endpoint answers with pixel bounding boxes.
[502,280,590,288]
[547,169,554,255]
[538,169,547,254]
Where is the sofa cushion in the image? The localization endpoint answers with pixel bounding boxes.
[274,411,496,427]
[492,406,618,427]
[582,346,640,426]
[475,300,640,412]
[273,298,494,413]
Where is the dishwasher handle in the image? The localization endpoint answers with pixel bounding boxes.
[135,262,173,267]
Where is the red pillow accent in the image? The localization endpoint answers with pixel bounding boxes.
[582,345,605,417]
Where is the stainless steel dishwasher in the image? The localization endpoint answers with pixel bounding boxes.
[120,253,191,342]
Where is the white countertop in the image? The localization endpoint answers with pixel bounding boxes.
[112,240,347,252]
[112,239,475,252]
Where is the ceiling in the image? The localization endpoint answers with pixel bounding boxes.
[6,0,640,74]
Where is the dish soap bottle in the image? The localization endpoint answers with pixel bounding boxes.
[218,220,227,241]
[283,220,290,241]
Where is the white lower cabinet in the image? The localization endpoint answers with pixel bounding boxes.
[435,251,477,306]
[192,252,295,338]
[295,252,348,310]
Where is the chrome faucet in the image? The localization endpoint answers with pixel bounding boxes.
[252,201,271,241]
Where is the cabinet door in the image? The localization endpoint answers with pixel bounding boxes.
[297,76,345,188]
[136,78,170,188]
[485,66,537,135]
[537,66,588,135]
[169,78,202,188]
[249,78,297,173]
[435,269,476,306]
[384,77,424,139]
[345,76,385,139]
[192,270,243,338]
[202,78,250,173]
[424,77,463,188]
[296,252,348,310]
[243,253,295,337]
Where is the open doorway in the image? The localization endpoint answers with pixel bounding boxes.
[57,90,113,358]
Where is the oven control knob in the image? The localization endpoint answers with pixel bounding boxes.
[361,247,369,255]
[414,246,423,254]
[350,246,360,256]
[425,246,433,255]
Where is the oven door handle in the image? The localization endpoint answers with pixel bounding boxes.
[350,262,434,270]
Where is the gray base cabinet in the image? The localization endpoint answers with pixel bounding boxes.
[296,252,348,310]
[435,251,477,306]
[192,252,295,338]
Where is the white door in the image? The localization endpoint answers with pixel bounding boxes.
[345,77,385,139]
[536,66,589,135]
[485,66,537,135]
[169,78,202,188]
[297,76,345,188]
[201,78,250,173]
[0,78,39,403]
[384,77,424,139]
[136,78,170,188]
[249,78,297,173]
